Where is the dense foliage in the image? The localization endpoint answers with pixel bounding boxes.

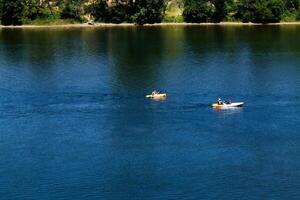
[235,0,284,23]
[90,0,165,24]
[183,0,293,23]
[132,0,166,25]
[1,0,26,25]
[61,0,85,21]
[183,0,215,22]
[0,0,300,25]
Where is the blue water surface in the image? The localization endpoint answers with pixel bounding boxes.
[0,26,300,200]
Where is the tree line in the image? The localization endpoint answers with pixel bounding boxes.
[0,0,299,26]
[183,0,300,23]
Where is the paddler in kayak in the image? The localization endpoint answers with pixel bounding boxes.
[218,98,231,105]
[146,90,167,99]
[152,90,159,95]
[218,98,224,105]
[213,98,243,108]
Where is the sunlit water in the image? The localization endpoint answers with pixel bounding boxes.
[0,26,300,200]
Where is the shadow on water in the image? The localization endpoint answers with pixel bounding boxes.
[0,29,57,66]
[100,27,186,93]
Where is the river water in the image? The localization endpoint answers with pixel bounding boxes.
[0,26,300,199]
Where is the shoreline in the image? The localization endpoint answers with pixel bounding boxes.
[2,22,300,28]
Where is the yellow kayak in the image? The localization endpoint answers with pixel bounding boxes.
[146,93,167,99]
[212,102,244,109]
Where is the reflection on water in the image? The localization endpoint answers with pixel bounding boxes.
[0,26,300,200]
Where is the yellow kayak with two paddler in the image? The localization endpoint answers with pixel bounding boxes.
[146,90,167,100]
[212,98,244,109]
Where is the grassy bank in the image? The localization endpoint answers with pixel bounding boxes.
[3,21,300,29]
[23,19,82,26]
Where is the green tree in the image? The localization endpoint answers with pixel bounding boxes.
[0,1,3,21]
[25,0,52,20]
[224,0,238,21]
[236,0,284,23]
[91,0,131,23]
[61,0,84,20]
[253,0,284,23]
[212,0,226,22]
[108,4,129,23]
[183,0,216,23]
[236,0,256,22]
[285,0,300,10]
[132,0,166,25]
[1,0,26,25]
[90,0,108,21]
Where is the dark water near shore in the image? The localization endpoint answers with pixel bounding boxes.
[0,26,300,200]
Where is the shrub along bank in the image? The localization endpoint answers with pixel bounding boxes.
[0,0,300,25]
